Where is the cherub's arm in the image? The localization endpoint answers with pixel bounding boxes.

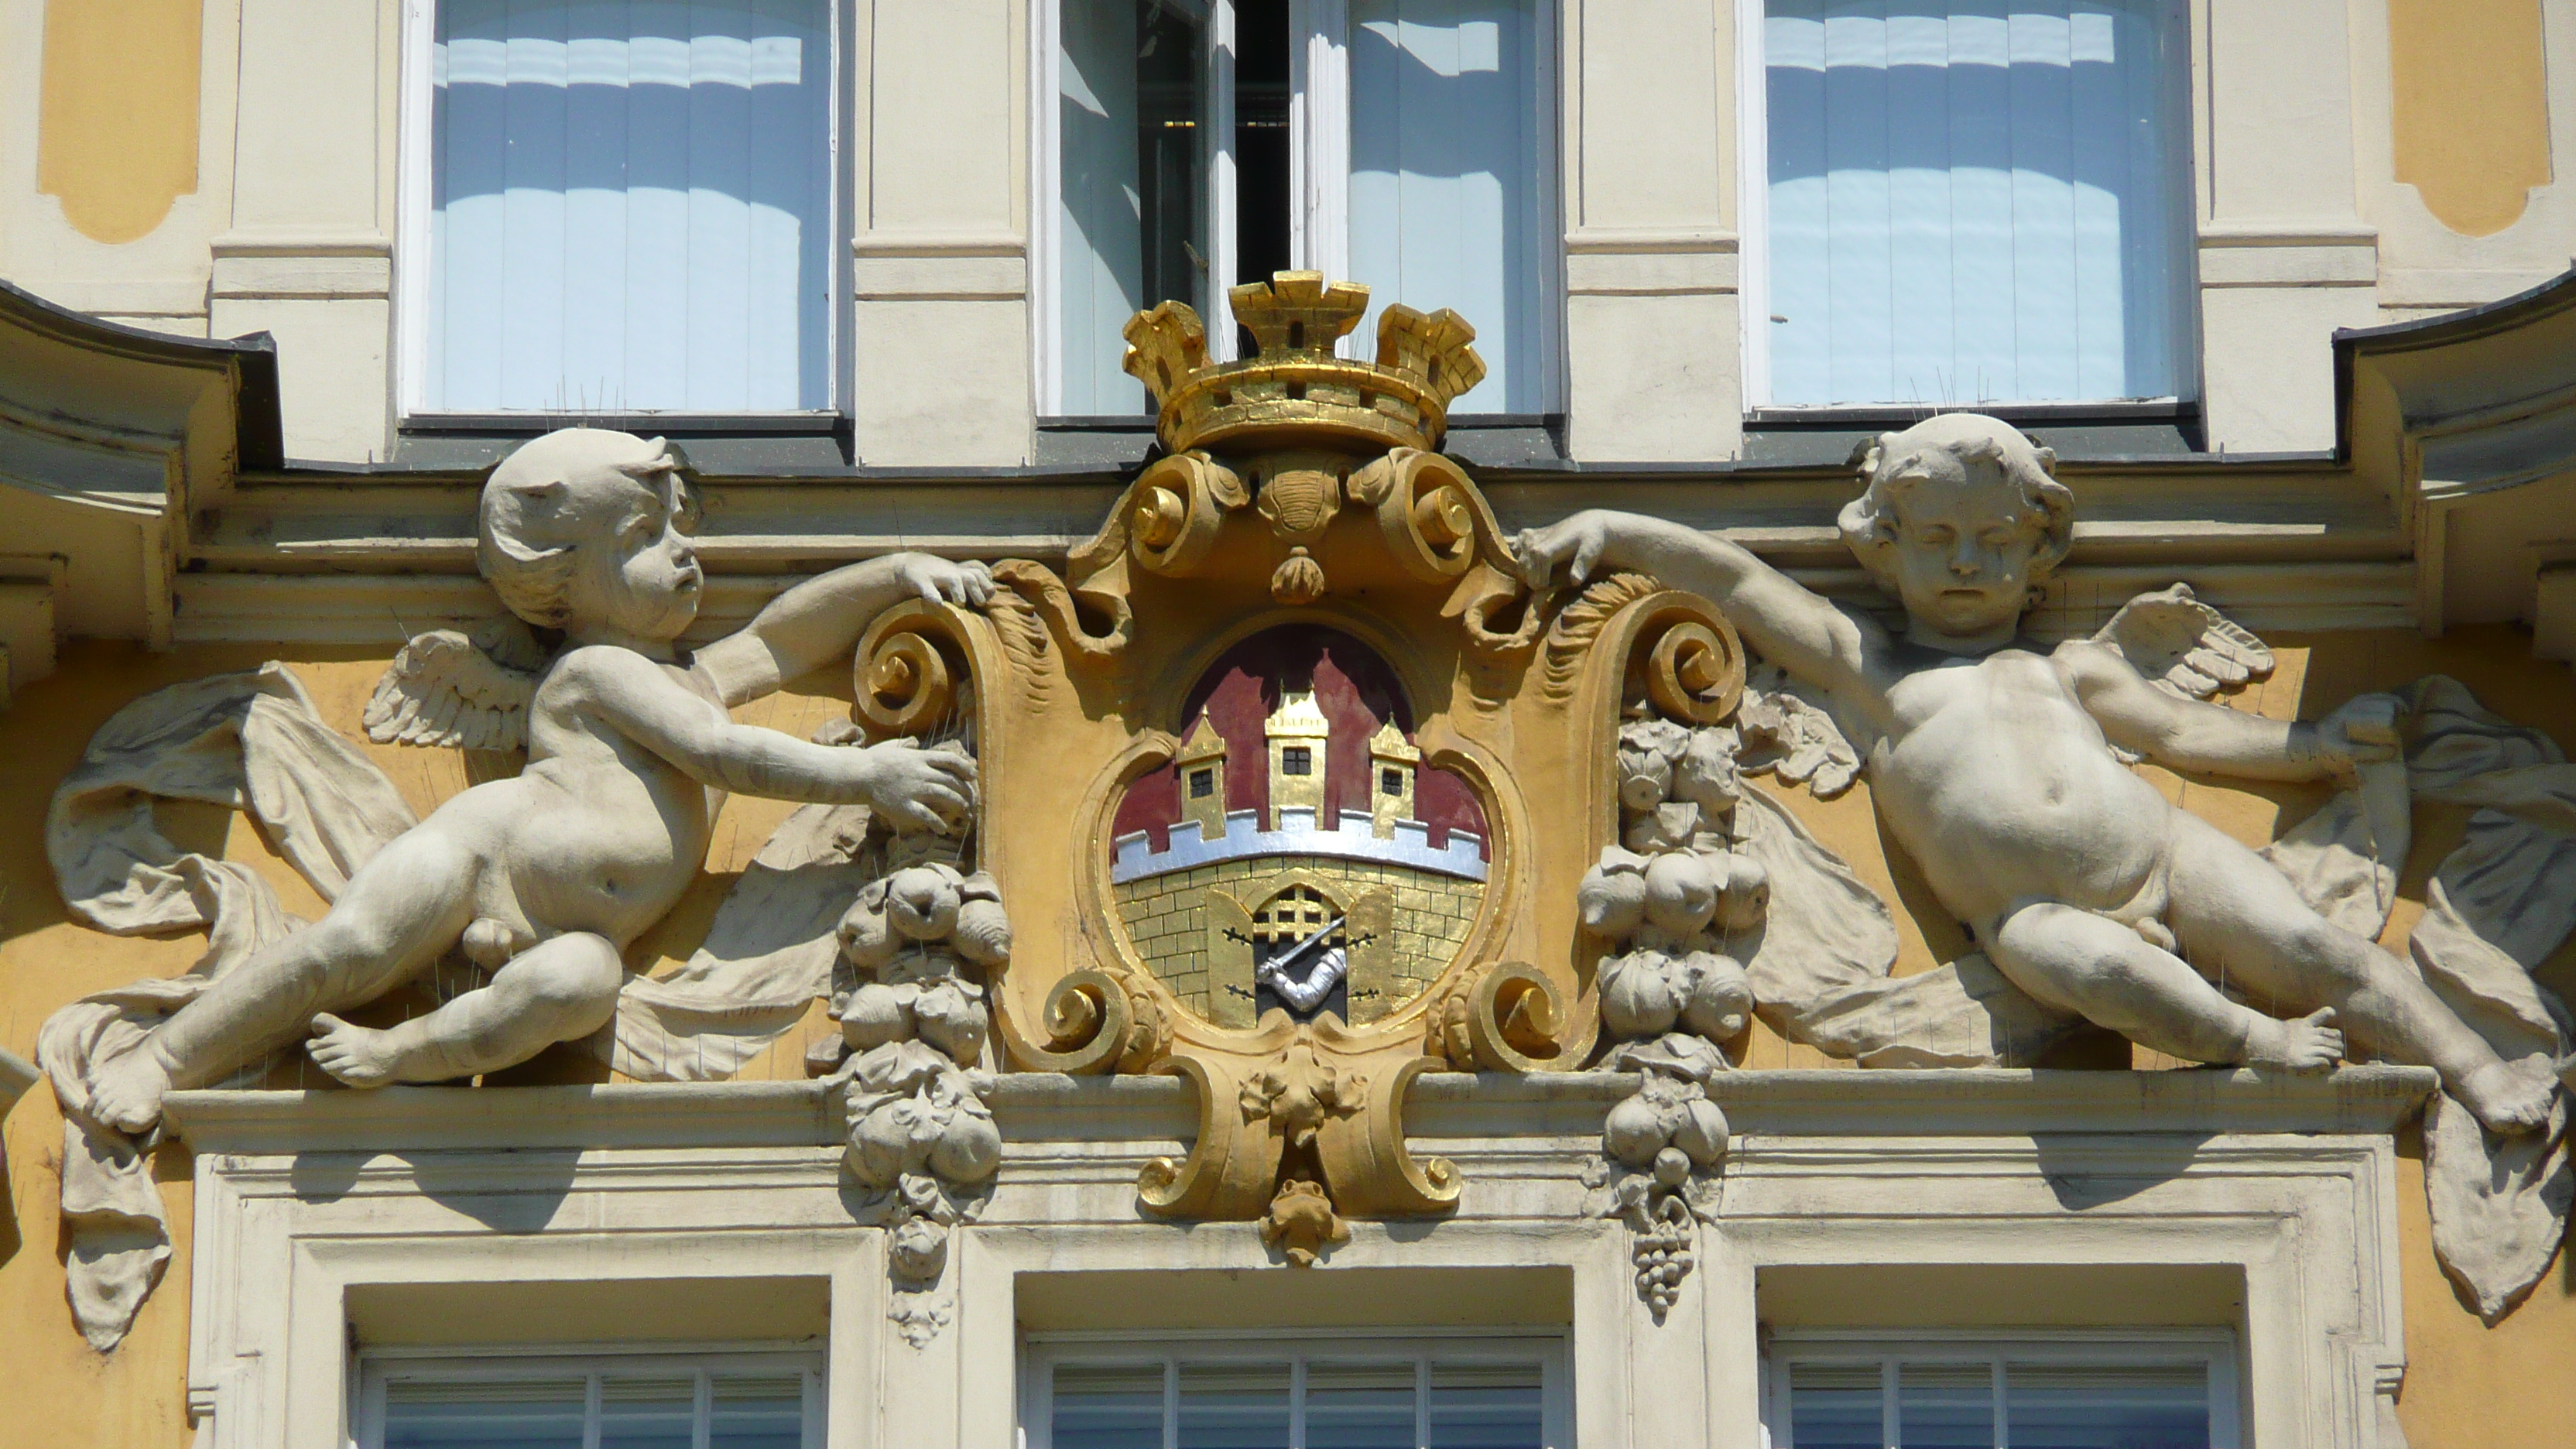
[692,553,995,707]
[567,647,973,830]
[1514,510,1882,695]
[2057,641,2394,783]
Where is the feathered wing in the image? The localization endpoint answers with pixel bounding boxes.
[363,619,546,752]
[2091,581,2274,700]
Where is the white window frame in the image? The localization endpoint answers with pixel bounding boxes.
[1760,1328,2243,1449]
[393,0,848,422]
[354,1345,827,1449]
[1021,1327,1575,1449]
[1733,0,2200,414]
[1033,0,1564,417]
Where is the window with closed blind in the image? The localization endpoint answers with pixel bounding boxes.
[403,0,838,418]
[1740,0,2195,411]
[356,1350,823,1449]
[1763,1333,2241,1449]
[1027,1334,1568,1449]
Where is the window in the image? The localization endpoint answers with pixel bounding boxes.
[1740,1,2193,410]
[1027,1334,1567,1449]
[1282,745,1313,776]
[1192,767,1218,797]
[358,1350,822,1449]
[1042,0,1559,417]
[1381,767,1403,795]
[1766,1334,2240,1449]
[406,0,837,416]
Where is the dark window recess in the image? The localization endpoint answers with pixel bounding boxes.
[1137,2,1204,316]
[1190,768,1215,799]
[1280,746,1312,776]
[1381,768,1403,796]
[1233,0,1293,356]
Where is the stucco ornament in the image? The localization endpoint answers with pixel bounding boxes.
[1517,412,2576,1317]
[811,756,1013,1345]
[36,428,994,1348]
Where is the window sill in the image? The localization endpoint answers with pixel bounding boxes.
[1033,413,1567,470]
[394,413,853,470]
[1744,400,2203,464]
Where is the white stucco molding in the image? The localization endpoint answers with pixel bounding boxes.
[168,1066,2430,1449]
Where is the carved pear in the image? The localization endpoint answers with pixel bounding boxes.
[1601,950,1682,1039]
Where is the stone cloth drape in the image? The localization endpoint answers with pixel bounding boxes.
[37,665,855,1349]
[1735,674,2575,1322]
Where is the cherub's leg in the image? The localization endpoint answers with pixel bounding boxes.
[1988,899,2344,1072]
[307,931,623,1087]
[84,830,481,1132]
[2163,812,2554,1133]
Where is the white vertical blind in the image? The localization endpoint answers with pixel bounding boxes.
[1762,0,2186,407]
[427,0,832,415]
[1346,0,1549,413]
[1057,0,1152,416]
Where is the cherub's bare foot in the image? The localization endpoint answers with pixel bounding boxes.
[2245,1008,2344,1074]
[2457,1060,2556,1136]
[85,1045,173,1135]
[307,1013,403,1088]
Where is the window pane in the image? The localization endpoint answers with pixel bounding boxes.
[429,0,834,413]
[1307,1360,1416,1449]
[1762,0,2186,406]
[1898,1364,1992,1449]
[383,1378,589,1449]
[1057,1363,1168,1449]
[1057,0,1208,414]
[2003,1363,2208,1449]
[1348,0,1550,413]
[1427,1359,1543,1449]
[1789,1362,1883,1449]
[600,1375,696,1449]
[711,1372,807,1449]
[1177,1361,1290,1449]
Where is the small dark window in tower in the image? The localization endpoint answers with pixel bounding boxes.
[1190,768,1215,798]
[1381,768,1403,796]
[1281,747,1311,776]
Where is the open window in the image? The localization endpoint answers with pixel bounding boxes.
[1041,0,1561,419]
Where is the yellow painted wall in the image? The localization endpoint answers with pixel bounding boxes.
[0,629,2572,1441]
[35,0,204,245]
[2389,0,2554,237]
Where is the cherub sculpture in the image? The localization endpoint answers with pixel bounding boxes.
[82,428,992,1132]
[1516,413,2555,1135]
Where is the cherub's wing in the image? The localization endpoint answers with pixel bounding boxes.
[2091,582,2274,701]
[363,619,545,751]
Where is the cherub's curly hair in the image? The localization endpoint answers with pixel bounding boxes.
[476,430,680,627]
[1835,413,2074,588]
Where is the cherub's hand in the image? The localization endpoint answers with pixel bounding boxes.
[895,555,996,609]
[1510,512,1617,590]
[2305,693,2403,784]
[855,740,978,832]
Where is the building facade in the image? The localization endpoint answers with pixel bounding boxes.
[1,2,2574,1446]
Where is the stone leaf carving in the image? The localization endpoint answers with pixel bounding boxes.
[816,762,1011,1345]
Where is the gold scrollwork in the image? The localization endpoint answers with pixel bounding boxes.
[1000,967,1168,1077]
[1315,1057,1462,1216]
[1426,961,1568,1074]
[1645,617,1745,724]
[1351,447,1495,584]
[1129,451,1247,577]
[853,606,968,735]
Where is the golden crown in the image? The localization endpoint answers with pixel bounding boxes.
[1123,272,1488,456]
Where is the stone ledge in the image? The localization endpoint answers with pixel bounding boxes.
[164,1065,2437,1158]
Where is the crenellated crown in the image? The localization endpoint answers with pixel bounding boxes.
[1122,272,1488,456]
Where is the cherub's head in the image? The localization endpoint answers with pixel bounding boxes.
[1836,413,2073,643]
[478,429,703,642]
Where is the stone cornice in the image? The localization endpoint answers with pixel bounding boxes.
[163,1064,2437,1158]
